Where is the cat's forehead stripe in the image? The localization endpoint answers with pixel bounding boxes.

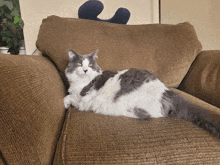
[82,58,90,66]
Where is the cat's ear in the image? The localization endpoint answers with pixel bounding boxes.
[67,49,78,60]
[90,50,99,59]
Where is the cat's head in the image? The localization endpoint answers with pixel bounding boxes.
[65,49,102,80]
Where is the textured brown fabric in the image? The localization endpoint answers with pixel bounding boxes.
[178,50,220,108]
[53,107,71,165]
[0,53,66,164]
[54,91,220,165]
[0,153,6,165]
[36,15,202,87]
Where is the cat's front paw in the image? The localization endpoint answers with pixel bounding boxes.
[63,96,71,109]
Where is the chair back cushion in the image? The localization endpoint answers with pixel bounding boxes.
[36,15,202,87]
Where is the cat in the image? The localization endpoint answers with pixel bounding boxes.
[64,49,220,138]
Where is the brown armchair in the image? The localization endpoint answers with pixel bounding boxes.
[1,16,220,164]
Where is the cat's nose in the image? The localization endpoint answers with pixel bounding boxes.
[84,69,88,73]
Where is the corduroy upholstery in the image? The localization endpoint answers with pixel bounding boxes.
[0,53,66,164]
[54,103,220,165]
[36,15,202,87]
[178,50,220,108]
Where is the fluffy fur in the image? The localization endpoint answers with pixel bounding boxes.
[64,49,220,138]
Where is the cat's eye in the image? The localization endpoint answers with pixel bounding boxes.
[89,64,92,67]
[78,63,82,66]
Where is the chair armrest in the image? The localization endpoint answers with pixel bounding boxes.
[178,50,220,108]
[0,53,66,164]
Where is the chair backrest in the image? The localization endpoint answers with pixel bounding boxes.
[19,0,158,54]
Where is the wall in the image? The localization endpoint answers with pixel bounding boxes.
[19,0,159,54]
[161,0,220,50]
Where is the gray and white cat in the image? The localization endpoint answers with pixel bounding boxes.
[64,49,220,137]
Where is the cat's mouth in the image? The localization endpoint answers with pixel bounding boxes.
[77,71,89,77]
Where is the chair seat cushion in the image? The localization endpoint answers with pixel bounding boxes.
[54,90,220,164]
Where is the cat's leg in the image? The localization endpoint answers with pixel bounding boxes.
[63,95,79,109]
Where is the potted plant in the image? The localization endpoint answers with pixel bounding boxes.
[0,0,24,55]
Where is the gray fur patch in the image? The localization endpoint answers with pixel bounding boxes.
[80,70,118,96]
[114,68,157,101]
[160,90,178,117]
[66,55,82,73]
[161,90,220,137]
[84,53,101,73]
[134,108,151,120]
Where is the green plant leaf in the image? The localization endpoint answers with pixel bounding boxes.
[0,0,5,7]
[14,16,19,24]
[5,1,13,10]
[11,9,19,17]
[2,37,7,41]
[1,5,10,16]
[0,1,13,10]
[4,12,12,20]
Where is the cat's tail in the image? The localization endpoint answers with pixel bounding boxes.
[162,90,220,138]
